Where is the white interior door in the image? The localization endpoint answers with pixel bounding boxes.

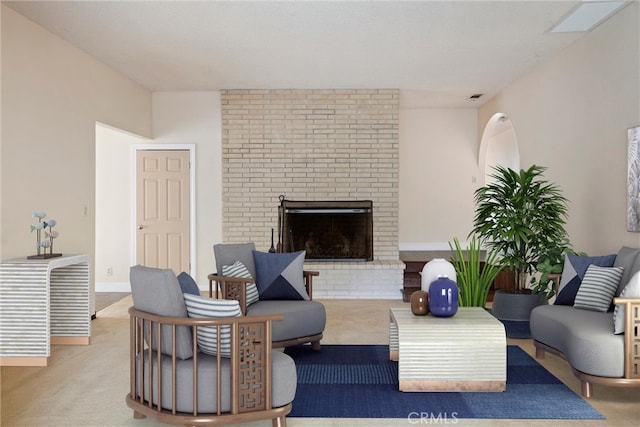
[136,150,190,274]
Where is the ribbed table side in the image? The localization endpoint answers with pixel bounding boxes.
[390,307,506,388]
[389,314,399,360]
[0,264,50,357]
[50,262,91,337]
[0,255,91,362]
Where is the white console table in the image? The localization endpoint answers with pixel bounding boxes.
[0,254,92,366]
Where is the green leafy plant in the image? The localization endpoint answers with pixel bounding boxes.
[450,235,503,307]
[471,165,570,293]
[530,244,585,299]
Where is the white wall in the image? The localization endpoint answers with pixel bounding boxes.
[479,2,640,254]
[399,105,478,249]
[152,92,223,287]
[95,124,148,288]
[1,6,152,263]
[94,92,221,291]
[93,92,220,291]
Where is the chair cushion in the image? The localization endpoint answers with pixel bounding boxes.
[137,349,296,413]
[573,265,623,312]
[214,242,257,279]
[530,305,624,377]
[555,253,616,305]
[247,300,326,343]
[129,265,193,360]
[177,271,200,296]
[183,294,242,357]
[221,261,260,306]
[253,250,309,300]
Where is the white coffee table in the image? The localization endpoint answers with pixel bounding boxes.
[389,307,506,392]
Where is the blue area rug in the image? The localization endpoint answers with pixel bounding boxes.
[498,319,532,339]
[284,345,604,420]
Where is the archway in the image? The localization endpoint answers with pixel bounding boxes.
[479,113,520,185]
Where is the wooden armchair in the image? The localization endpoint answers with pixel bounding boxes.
[126,265,297,426]
[209,243,326,350]
[208,270,319,311]
[126,308,295,426]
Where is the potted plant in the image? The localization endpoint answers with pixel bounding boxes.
[449,235,503,307]
[471,165,570,333]
[529,235,584,300]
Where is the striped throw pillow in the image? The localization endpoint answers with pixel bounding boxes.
[183,294,241,357]
[573,265,623,312]
[221,261,260,306]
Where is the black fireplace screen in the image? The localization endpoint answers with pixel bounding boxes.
[278,199,373,261]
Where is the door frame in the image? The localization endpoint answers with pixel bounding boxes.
[131,144,197,277]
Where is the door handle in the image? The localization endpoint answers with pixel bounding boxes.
[137,225,144,230]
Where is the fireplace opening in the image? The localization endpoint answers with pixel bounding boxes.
[278,199,373,261]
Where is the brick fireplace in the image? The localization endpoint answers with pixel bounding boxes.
[279,199,374,261]
[220,89,404,298]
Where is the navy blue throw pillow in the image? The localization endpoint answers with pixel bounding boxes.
[555,253,616,305]
[252,250,309,300]
[177,272,200,296]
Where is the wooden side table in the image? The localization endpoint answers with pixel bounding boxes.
[0,254,92,366]
[389,307,506,391]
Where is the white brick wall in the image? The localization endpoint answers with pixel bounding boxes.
[305,260,405,299]
[221,89,403,299]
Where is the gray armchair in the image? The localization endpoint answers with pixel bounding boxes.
[209,242,326,350]
[127,265,297,426]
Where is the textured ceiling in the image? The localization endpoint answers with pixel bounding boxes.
[5,1,613,107]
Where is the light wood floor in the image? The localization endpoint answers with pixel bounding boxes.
[95,292,130,312]
[2,297,638,426]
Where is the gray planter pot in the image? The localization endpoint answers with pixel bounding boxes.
[491,290,547,321]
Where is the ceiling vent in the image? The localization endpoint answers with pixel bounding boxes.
[469,94,484,101]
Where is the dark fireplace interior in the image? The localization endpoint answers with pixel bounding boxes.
[278,200,373,261]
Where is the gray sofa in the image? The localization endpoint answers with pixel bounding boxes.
[530,246,640,397]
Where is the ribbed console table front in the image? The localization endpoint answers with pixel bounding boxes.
[0,254,91,366]
[389,307,506,392]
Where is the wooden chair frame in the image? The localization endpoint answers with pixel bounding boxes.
[534,297,640,397]
[207,270,322,350]
[126,307,291,427]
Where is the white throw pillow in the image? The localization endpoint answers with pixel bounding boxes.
[613,271,640,334]
[183,294,241,357]
[221,261,260,305]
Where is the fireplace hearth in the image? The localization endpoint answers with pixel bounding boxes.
[278,199,373,261]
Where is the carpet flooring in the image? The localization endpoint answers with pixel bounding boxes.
[284,344,604,420]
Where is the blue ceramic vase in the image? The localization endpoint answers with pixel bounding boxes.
[428,277,459,317]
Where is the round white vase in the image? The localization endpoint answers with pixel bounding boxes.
[421,258,456,293]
